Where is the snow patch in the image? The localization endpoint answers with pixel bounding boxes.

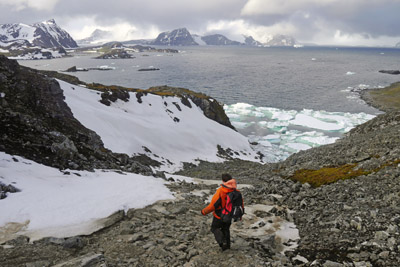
[59,80,259,171]
[0,152,173,243]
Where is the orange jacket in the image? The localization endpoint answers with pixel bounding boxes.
[201,179,239,219]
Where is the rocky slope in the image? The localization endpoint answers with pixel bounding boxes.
[177,111,400,266]
[1,54,400,266]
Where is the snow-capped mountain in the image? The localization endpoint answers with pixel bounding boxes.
[0,19,77,48]
[263,34,296,47]
[151,28,198,46]
[396,42,400,48]
[201,34,241,46]
[243,35,263,46]
[77,29,113,46]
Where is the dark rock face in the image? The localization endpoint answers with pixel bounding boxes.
[0,55,151,174]
[201,34,241,46]
[129,44,178,53]
[146,85,235,130]
[100,89,130,106]
[95,50,134,59]
[379,70,400,75]
[138,68,160,71]
[0,181,20,199]
[152,28,198,46]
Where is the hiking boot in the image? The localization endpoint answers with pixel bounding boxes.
[221,243,230,251]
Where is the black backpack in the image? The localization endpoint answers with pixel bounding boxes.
[221,190,244,223]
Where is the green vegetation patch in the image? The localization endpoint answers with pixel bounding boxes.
[145,85,210,100]
[368,82,400,111]
[290,158,400,187]
[290,164,370,187]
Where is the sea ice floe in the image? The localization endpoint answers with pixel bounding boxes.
[224,103,375,162]
[290,114,343,131]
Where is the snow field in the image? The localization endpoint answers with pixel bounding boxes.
[0,152,173,242]
[59,80,259,171]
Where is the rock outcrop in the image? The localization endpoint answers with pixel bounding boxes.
[145,85,235,130]
[379,70,400,75]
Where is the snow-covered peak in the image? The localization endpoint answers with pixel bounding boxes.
[152,28,198,46]
[0,19,77,48]
[77,29,114,46]
[263,34,296,47]
[42,19,56,25]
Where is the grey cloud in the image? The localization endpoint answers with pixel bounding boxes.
[0,0,399,45]
[53,0,246,32]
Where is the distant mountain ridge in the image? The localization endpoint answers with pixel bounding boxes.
[124,27,296,47]
[151,28,198,46]
[244,35,263,46]
[0,19,77,48]
[201,34,241,46]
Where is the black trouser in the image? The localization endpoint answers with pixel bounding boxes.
[211,216,231,248]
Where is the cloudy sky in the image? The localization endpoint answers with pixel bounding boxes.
[0,0,400,46]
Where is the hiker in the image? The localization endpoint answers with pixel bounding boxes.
[201,173,243,251]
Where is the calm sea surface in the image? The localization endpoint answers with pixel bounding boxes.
[19,46,400,161]
[19,46,400,114]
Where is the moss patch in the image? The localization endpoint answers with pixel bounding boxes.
[290,158,400,187]
[290,164,370,187]
[145,85,210,100]
[364,82,400,111]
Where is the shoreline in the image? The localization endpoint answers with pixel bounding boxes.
[360,81,400,112]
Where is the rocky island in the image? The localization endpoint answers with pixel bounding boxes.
[1,55,400,266]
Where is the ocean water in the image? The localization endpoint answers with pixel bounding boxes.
[19,46,400,162]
